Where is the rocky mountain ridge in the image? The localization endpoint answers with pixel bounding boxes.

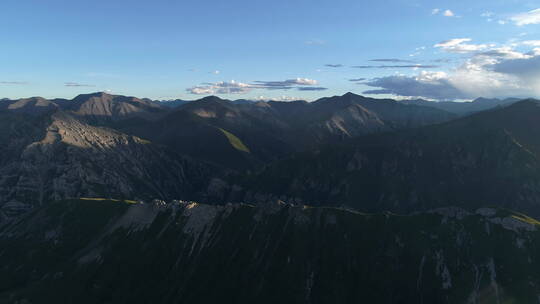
[117,92,456,169]
[0,110,213,221]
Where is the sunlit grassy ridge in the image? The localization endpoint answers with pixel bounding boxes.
[219,128,250,153]
[79,197,138,204]
[511,214,540,226]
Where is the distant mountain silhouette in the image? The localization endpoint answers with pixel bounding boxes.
[400,97,521,115]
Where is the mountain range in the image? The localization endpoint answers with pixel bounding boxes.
[0,91,461,215]
[0,92,534,217]
[220,99,540,217]
[1,91,539,303]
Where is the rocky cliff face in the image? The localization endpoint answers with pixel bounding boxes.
[1,199,540,304]
[0,111,213,221]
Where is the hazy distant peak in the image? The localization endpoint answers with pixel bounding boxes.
[522,98,540,104]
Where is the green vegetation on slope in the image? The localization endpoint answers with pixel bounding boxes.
[219,127,250,153]
[79,197,139,204]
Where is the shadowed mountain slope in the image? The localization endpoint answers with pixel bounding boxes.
[222,99,540,217]
[118,93,455,170]
[66,92,167,121]
[1,199,540,304]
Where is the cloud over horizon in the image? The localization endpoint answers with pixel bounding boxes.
[363,44,540,100]
[435,38,491,53]
[253,78,319,88]
[0,81,28,85]
[364,72,466,100]
[296,86,328,91]
[187,78,324,95]
[369,59,414,63]
[65,82,96,87]
[352,64,440,69]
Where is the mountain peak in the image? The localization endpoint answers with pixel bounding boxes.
[67,92,165,119]
[73,92,115,102]
[85,91,111,97]
[343,92,361,98]
[198,95,227,103]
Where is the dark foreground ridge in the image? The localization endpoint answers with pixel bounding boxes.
[2,198,540,303]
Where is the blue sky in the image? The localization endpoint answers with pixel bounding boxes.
[1,0,539,101]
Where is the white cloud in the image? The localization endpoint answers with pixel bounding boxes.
[187,80,252,95]
[292,78,318,85]
[481,12,494,18]
[417,71,448,82]
[255,95,302,102]
[432,8,456,17]
[0,81,28,85]
[186,78,322,95]
[478,47,532,60]
[511,8,540,26]
[305,39,326,45]
[443,10,454,17]
[523,40,540,47]
[365,43,540,100]
[435,38,490,53]
[435,38,471,48]
[64,82,95,87]
[189,87,216,95]
[254,78,319,88]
